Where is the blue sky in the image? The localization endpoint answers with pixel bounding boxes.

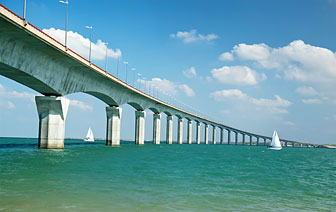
[1,0,336,144]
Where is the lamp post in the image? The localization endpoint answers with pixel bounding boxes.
[116,56,120,78]
[23,0,26,20]
[59,0,69,48]
[123,61,128,83]
[142,77,147,92]
[85,26,93,62]
[137,73,142,89]
[105,42,108,72]
[131,68,136,86]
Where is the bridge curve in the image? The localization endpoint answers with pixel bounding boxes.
[0,4,318,148]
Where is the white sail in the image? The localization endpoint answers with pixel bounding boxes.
[84,127,94,142]
[269,130,282,150]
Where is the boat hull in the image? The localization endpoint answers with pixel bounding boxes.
[84,138,94,142]
[268,146,282,150]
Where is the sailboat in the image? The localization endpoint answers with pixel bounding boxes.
[84,127,94,142]
[268,130,282,150]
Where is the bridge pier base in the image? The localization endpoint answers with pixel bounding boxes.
[220,128,224,144]
[187,120,192,144]
[135,111,146,145]
[35,96,69,149]
[153,114,161,144]
[204,124,209,144]
[106,106,122,146]
[177,118,183,144]
[227,129,231,145]
[212,126,216,144]
[166,115,173,144]
[196,122,201,144]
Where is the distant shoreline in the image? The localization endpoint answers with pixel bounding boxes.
[0,137,335,148]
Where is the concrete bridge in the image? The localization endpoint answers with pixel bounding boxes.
[0,4,319,149]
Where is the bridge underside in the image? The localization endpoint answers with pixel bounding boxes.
[0,62,59,96]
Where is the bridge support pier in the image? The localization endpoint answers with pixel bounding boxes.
[220,128,224,144]
[187,120,192,144]
[153,114,161,144]
[177,118,183,144]
[257,137,259,146]
[263,138,266,146]
[196,121,201,144]
[249,135,252,145]
[242,134,245,145]
[35,96,69,149]
[204,124,209,144]
[235,132,238,145]
[135,111,146,145]
[227,129,231,144]
[106,106,122,146]
[166,115,173,144]
[212,126,216,144]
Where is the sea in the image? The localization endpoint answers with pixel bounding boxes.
[0,137,335,212]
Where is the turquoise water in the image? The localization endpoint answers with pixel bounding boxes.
[0,137,335,212]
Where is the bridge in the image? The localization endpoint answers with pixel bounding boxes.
[0,4,320,149]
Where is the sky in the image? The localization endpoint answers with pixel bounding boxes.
[1,0,336,144]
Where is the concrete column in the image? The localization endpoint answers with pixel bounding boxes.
[35,96,70,149]
[212,126,216,144]
[257,137,259,146]
[249,135,252,145]
[235,132,238,145]
[177,117,183,144]
[196,121,201,144]
[153,113,161,144]
[106,106,122,146]
[263,138,266,146]
[220,128,224,144]
[285,141,288,147]
[227,129,231,145]
[242,134,245,145]
[166,115,173,144]
[187,120,192,144]
[135,110,146,145]
[204,124,209,144]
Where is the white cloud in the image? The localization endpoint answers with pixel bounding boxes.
[233,43,271,62]
[8,91,35,102]
[0,83,35,109]
[302,98,323,104]
[179,84,195,97]
[221,40,336,86]
[183,67,197,78]
[211,66,266,86]
[69,99,93,111]
[210,89,291,114]
[170,29,218,43]
[0,83,92,111]
[138,78,195,97]
[42,28,122,61]
[283,121,294,126]
[296,86,318,96]
[210,89,247,101]
[219,52,233,61]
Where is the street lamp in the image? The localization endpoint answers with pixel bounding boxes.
[142,77,147,92]
[85,26,93,62]
[123,61,128,83]
[23,0,27,20]
[59,0,69,48]
[105,42,108,72]
[116,56,120,78]
[131,68,136,86]
[137,73,142,89]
